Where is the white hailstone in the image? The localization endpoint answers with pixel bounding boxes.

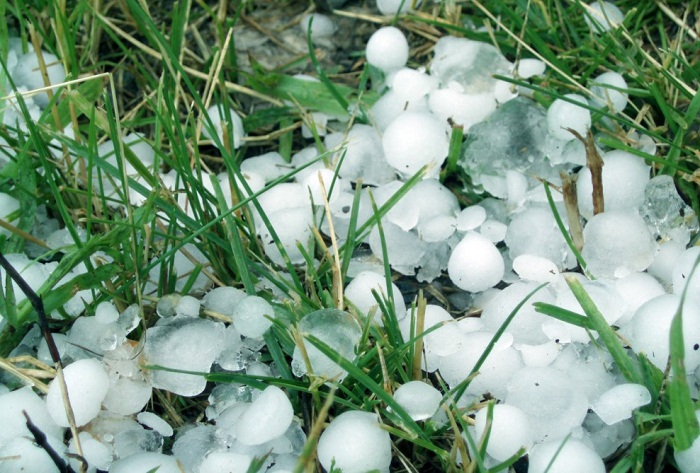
[390,68,439,102]
[95,301,119,324]
[144,318,226,396]
[456,205,487,231]
[325,124,395,185]
[317,410,391,473]
[387,178,459,231]
[382,111,449,177]
[480,281,554,345]
[428,88,497,130]
[392,381,442,421]
[0,387,64,446]
[675,410,700,473]
[376,0,420,14]
[202,104,245,150]
[137,412,174,437]
[203,286,247,316]
[479,219,508,243]
[235,386,294,445]
[291,309,362,382]
[300,13,336,39]
[517,58,546,79]
[673,246,700,308]
[438,331,522,399]
[474,404,533,461]
[419,215,456,242]
[46,358,110,427]
[254,182,309,224]
[581,210,657,278]
[302,168,350,204]
[505,169,529,206]
[240,152,289,184]
[175,295,201,317]
[344,270,407,324]
[506,367,589,443]
[576,150,650,220]
[648,240,685,286]
[0,253,51,304]
[103,376,152,416]
[590,71,628,113]
[110,452,182,473]
[371,89,430,131]
[232,295,274,339]
[517,340,561,367]
[366,26,409,72]
[399,305,465,370]
[11,50,66,107]
[584,1,625,33]
[614,272,666,325]
[68,432,112,472]
[0,193,20,236]
[590,383,651,425]
[629,294,700,372]
[0,435,66,472]
[529,438,605,473]
[448,231,505,293]
[547,93,591,141]
[291,146,326,183]
[258,205,314,266]
[200,452,252,473]
[513,254,560,283]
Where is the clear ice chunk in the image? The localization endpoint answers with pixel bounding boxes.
[291,309,362,383]
[641,174,698,245]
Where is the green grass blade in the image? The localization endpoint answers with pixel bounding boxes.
[668,254,700,451]
[543,182,587,273]
[565,277,642,384]
[533,302,591,329]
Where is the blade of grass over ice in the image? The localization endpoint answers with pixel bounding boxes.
[449,283,547,403]
[533,302,591,329]
[302,334,442,450]
[543,182,587,273]
[668,254,700,451]
[565,277,643,385]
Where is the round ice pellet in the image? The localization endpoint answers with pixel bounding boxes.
[0,193,20,237]
[529,438,605,473]
[46,358,110,427]
[235,386,293,445]
[512,254,560,283]
[110,452,181,473]
[629,294,700,372]
[448,231,504,293]
[202,104,245,150]
[675,410,700,473]
[547,94,591,141]
[576,150,650,220]
[590,71,628,113]
[474,404,532,461]
[590,383,651,425]
[317,410,391,473]
[392,381,442,421]
[581,210,657,278]
[232,295,274,339]
[366,26,409,72]
[673,246,700,306]
[584,1,624,33]
[344,271,407,324]
[456,205,487,231]
[382,111,449,177]
[300,13,335,39]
